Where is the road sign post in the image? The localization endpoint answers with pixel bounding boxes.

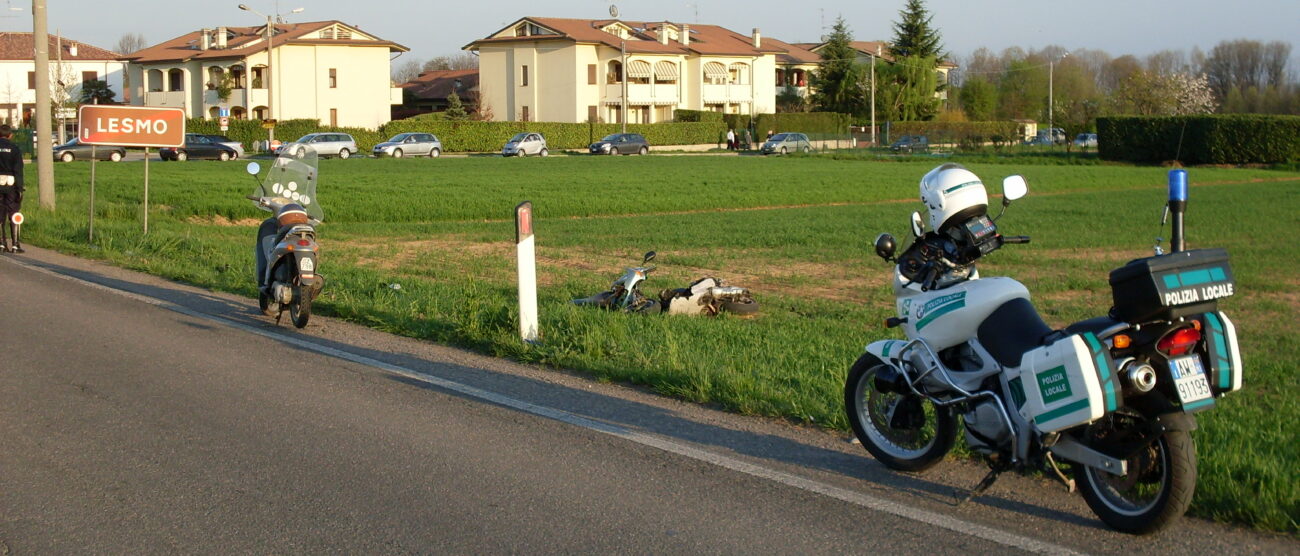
[78,105,185,236]
[516,201,539,343]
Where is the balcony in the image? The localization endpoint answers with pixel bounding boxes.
[143,90,186,108]
[604,83,680,105]
[702,84,752,104]
[201,89,248,108]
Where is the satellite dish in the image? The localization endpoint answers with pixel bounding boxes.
[609,4,619,17]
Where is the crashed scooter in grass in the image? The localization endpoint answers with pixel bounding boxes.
[659,276,760,316]
[573,251,662,313]
[245,151,325,329]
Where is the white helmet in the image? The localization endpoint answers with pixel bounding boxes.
[919,163,989,232]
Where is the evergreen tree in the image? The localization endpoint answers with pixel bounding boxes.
[77,80,116,105]
[444,90,469,120]
[889,0,944,59]
[877,55,941,121]
[811,17,865,116]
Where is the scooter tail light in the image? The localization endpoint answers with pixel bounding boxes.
[297,239,311,246]
[1157,327,1201,357]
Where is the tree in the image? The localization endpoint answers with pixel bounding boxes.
[776,85,809,113]
[422,52,479,72]
[114,32,148,55]
[889,0,944,60]
[876,55,941,121]
[444,90,469,120]
[958,78,997,120]
[810,17,865,116]
[1202,39,1291,98]
[392,57,424,84]
[1111,71,1216,115]
[77,79,116,105]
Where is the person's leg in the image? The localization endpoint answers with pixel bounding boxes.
[255,218,278,289]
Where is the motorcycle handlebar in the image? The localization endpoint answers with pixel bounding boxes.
[1002,235,1031,244]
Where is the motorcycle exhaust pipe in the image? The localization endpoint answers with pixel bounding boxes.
[1121,361,1158,393]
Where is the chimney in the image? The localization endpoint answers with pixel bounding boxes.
[200,28,212,50]
[216,26,228,49]
[680,24,690,46]
[752,28,761,49]
[659,23,669,45]
[68,44,78,57]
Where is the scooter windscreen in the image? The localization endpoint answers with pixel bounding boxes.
[251,150,324,222]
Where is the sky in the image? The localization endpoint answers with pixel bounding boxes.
[6,0,1297,67]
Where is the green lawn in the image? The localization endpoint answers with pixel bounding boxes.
[21,155,1300,532]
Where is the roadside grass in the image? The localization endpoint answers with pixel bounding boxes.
[22,156,1299,532]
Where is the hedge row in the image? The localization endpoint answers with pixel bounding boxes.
[888,121,1020,144]
[184,118,725,153]
[1097,115,1300,164]
[673,109,725,123]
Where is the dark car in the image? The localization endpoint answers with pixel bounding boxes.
[53,138,126,162]
[589,133,649,155]
[160,133,240,161]
[890,135,929,154]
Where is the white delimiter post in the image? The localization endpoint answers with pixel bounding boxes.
[515,201,539,343]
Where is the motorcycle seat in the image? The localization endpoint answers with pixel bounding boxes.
[977,297,1056,368]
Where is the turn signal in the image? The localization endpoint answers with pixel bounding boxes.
[1112,334,1132,349]
[1157,327,1201,357]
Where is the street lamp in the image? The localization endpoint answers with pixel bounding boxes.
[238,4,303,147]
[1048,51,1069,144]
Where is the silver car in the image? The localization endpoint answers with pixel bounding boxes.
[502,132,548,157]
[279,132,358,159]
[373,132,442,158]
[761,132,811,155]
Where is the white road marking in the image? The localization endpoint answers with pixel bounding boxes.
[6,257,1082,555]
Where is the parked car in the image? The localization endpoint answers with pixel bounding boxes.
[502,132,548,157]
[1073,132,1098,148]
[889,135,929,154]
[52,138,125,162]
[159,133,239,161]
[372,132,442,158]
[277,132,358,159]
[589,133,649,155]
[1027,127,1067,146]
[761,132,812,155]
[202,134,244,158]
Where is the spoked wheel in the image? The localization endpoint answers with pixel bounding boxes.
[845,353,956,472]
[1075,413,1196,534]
[289,284,312,328]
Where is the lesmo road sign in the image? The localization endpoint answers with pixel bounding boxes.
[78,105,185,148]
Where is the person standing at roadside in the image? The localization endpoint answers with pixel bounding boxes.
[0,124,23,253]
[726,128,736,151]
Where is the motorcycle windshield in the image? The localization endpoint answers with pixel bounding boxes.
[252,150,324,222]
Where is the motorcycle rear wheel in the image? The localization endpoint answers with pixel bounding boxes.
[720,298,760,315]
[289,285,312,328]
[1075,420,1196,534]
[845,353,956,472]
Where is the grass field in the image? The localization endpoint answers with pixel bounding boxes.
[19,154,1300,532]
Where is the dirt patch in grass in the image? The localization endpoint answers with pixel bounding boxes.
[187,215,264,227]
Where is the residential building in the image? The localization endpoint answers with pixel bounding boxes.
[800,40,958,100]
[123,20,406,129]
[397,68,479,119]
[0,32,124,127]
[464,17,784,124]
[765,37,819,103]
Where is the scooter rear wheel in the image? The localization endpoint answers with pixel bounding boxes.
[289,285,312,328]
[258,290,276,316]
[845,353,956,472]
[720,298,760,315]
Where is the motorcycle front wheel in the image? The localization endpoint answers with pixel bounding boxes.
[845,353,956,472]
[1075,416,1196,534]
[289,284,312,328]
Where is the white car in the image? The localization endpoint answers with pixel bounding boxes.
[502,132,548,157]
[1073,133,1098,149]
[278,132,358,159]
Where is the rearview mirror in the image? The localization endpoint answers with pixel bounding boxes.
[910,212,925,238]
[1002,175,1028,201]
[874,233,897,261]
[643,251,657,263]
[245,162,261,175]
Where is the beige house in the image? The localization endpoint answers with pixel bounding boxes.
[123,20,406,129]
[465,17,785,124]
[0,33,123,128]
[800,40,958,101]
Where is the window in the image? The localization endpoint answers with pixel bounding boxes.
[521,106,529,122]
[587,105,597,123]
[27,71,34,89]
[521,65,528,87]
[607,60,622,83]
[168,69,185,91]
[329,68,337,88]
[330,109,337,126]
[588,64,597,85]
[82,71,97,85]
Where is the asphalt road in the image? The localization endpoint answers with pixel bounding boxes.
[0,248,1293,554]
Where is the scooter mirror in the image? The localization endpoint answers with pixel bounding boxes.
[643,251,657,263]
[1002,175,1028,201]
[245,162,261,176]
[874,233,897,261]
[910,212,925,238]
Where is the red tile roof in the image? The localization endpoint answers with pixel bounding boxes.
[124,20,406,64]
[466,17,790,57]
[402,69,479,100]
[0,32,120,61]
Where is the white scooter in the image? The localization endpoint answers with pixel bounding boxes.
[246,151,324,328]
[845,164,1241,534]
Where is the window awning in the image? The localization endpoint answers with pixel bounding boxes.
[703,62,726,79]
[653,61,678,80]
[626,60,652,79]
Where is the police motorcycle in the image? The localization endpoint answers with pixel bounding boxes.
[845,164,1241,534]
[245,151,324,329]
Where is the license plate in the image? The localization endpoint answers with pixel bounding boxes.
[299,257,315,272]
[1170,355,1212,404]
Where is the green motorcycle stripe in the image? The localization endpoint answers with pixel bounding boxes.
[1163,274,1182,289]
[1183,398,1216,411]
[1204,312,1231,389]
[1037,398,1090,423]
[915,299,966,330]
[1084,333,1117,412]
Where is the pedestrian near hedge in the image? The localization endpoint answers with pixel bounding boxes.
[726,128,736,150]
[0,124,23,253]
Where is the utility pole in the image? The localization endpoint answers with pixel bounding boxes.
[33,0,54,211]
[871,44,878,147]
[1048,51,1069,144]
[620,40,627,133]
